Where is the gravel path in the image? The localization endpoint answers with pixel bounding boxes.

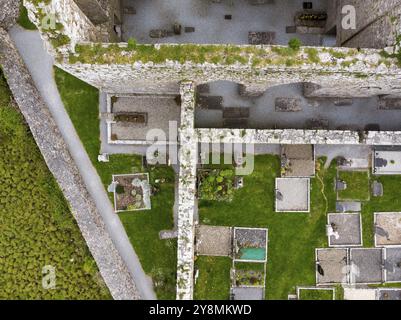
[8,26,156,300]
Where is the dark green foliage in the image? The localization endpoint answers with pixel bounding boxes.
[288,38,302,51]
[115,185,125,194]
[0,70,111,299]
[17,2,37,30]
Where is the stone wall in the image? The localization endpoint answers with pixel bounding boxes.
[73,0,108,25]
[196,129,361,145]
[0,28,140,300]
[176,81,197,300]
[59,52,401,98]
[337,0,401,48]
[23,0,113,51]
[0,0,19,30]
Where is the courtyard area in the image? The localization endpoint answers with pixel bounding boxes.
[121,0,330,45]
[107,94,181,143]
[195,82,401,131]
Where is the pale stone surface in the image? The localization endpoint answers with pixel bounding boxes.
[0,0,19,30]
[344,288,377,300]
[176,81,197,300]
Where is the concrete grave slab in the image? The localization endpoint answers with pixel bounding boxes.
[377,288,401,300]
[316,248,348,285]
[231,287,264,300]
[275,178,310,212]
[349,248,384,284]
[375,212,401,247]
[384,247,401,283]
[327,213,362,247]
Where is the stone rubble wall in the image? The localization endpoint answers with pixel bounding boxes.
[0,0,19,30]
[196,129,361,145]
[59,56,401,98]
[176,81,197,300]
[337,0,401,48]
[24,0,105,51]
[365,131,401,145]
[0,28,140,300]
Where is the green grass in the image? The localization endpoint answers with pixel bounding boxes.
[54,67,177,299]
[17,3,37,30]
[194,256,232,300]
[197,156,337,299]
[338,170,370,201]
[298,288,334,300]
[0,69,110,299]
[362,175,401,247]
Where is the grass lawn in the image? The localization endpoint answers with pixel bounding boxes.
[54,67,177,299]
[17,2,37,30]
[298,288,334,300]
[338,170,370,201]
[194,256,232,300]
[361,175,401,247]
[197,155,337,300]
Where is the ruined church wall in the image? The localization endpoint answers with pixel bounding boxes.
[58,59,401,98]
[337,0,401,48]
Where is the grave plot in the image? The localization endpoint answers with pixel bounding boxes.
[374,212,401,247]
[233,227,268,262]
[275,178,310,212]
[297,287,335,300]
[337,170,370,201]
[112,173,151,212]
[195,225,232,257]
[384,247,401,283]
[349,248,384,284]
[232,262,266,288]
[230,287,265,300]
[197,168,235,202]
[327,213,362,247]
[316,248,349,285]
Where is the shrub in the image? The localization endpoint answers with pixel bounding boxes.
[116,184,125,194]
[288,38,302,51]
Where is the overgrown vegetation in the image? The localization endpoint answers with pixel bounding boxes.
[66,41,378,70]
[0,69,111,299]
[54,67,177,299]
[17,2,37,30]
[198,169,235,202]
